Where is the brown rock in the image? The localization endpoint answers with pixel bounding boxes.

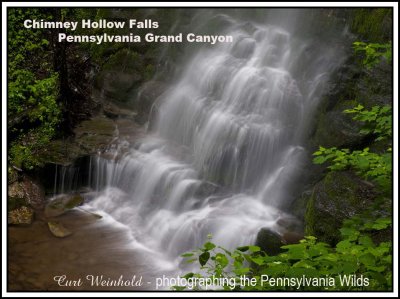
[8,176,45,210]
[47,221,72,238]
[45,194,84,218]
[8,206,34,225]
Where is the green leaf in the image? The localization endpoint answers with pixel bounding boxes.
[181,252,194,258]
[342,261,359,274]
[249,245,261,253]
[339,227,359,240]
[293,260,315,269]
[237,246,249,252]
[336,240,352,252]
[359,253,376,267]
[199,251,210,266]
[313,156,327,164]
[183,272,195,279]
[185,258,197,264]
[358,236,374,247]
[203,241,216,251]
[215,253,229,268]
[371,218,391,230]
[233,267,250,275]
[250,256,265,266]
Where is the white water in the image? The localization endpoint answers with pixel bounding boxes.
[74,12,346,268]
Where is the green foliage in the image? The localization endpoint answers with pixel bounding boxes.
[144,64,155,81]
[8,8,53,77]
[304,40,393,292]
[8,8,61,170]
[353,41,392,69]
[178,217,392,291]
[343,104,392,141]
[351,8,392,43]
[313,104,392,193]
[313,146,391,193]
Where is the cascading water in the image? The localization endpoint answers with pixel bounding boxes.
[61,10,347,270]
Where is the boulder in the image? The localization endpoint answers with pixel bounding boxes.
[101,71,142,102]
[8,206,34,225]
[304,171,375,245]
[255,228,285,256]
[311,109,364,149]
[8,176,45,210]
[255,223,304,256]
[47,221,72,238]
[44,194,84,218]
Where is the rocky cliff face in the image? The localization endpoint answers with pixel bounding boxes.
[292,9,393,244]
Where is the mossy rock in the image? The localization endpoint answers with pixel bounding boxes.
[8,176,45,210]
[40,116,117,165]
[305,171,375,245]
[95,49,147,103]
[45,194,84,218]
[8,197,28,212]
[255,228,285,256]
[103,49,143,73]
[311,105,364,149]
[48,221,72,238]
[350,8,392,43]
[8,206,34,225]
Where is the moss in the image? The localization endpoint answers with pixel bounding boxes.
[65,194,84,209]
[351,8,392,43]
[143,64,155,81]
[312,109,363,149]
[324,172,359,205]
[304,172,373,245]
[8,196,28,212]
[37,116,116,165]
[102,49,143,73]
[304,191,315,236]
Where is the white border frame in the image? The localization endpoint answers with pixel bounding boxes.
[2,2,398,297]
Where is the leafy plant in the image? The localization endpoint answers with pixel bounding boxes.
[8,8,61,170]
[177,216,392,291]
[313,146,391,192]
[313,104,392,193]
[353,41,392,69]
[344,104,392,141]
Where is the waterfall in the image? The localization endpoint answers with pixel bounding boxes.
[83,10,347,265]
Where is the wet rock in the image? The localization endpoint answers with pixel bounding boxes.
[103,71,142,102]
[8,176,45,210]
[74,116,116,153]
[39,116,117,166]
[48,221,72,238]
[194,181,220,198]
[311,109,364,149]
[276,215,302,233]
[8,206,34,225]
[304,171,375,245]
[255,228,284,256]
[281,231,304,244]
[45,194,84,218]
[95,49,145,103]
[8,182,25,199]
[103,102,137,120]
